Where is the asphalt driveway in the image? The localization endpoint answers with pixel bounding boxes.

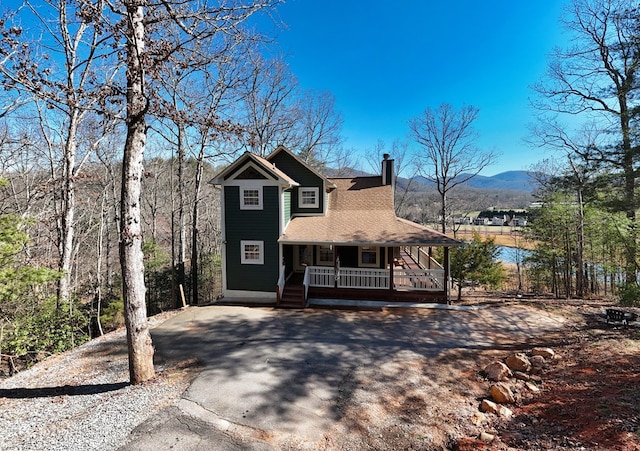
[120,304,566,450]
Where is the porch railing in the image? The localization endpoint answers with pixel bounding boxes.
[276,265,286,303]
[307,266,444,292]
[403,246,443,270]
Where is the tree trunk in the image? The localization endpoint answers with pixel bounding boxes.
[120,0,154,385]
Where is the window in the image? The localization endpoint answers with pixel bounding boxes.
[359,246,379,267]
[299,187,319,208]
[241,187,262,210]
[316,245,334,266]
[241,240,264,264]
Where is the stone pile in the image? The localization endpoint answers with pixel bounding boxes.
[473,347,557,444]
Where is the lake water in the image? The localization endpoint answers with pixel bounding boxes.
[497,246,530,263]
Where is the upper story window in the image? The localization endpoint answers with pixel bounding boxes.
[299,187,319,208]
[241,187,262,210]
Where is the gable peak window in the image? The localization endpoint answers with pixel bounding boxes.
[299,187,319,208]
[241,187,263,210]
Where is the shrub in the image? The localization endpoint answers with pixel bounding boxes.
[618,284,640,307]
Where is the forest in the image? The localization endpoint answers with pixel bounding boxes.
[0,0,639,381]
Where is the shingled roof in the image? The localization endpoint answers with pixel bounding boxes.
[279,176,460,247]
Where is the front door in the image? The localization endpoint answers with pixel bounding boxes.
[293,245,312,272]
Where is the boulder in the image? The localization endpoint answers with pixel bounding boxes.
[505,353,532,373]
[484,361,512,381]
[480,432,495,443]
[490,382,516,404]
[525,381,541,393]
[481,399,513,418]
[532,347,555,359]
[530,355,546,369]
[498,405,513,419]
[480,399,500,415]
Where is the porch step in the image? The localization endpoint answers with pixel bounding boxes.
[278,284,305,309]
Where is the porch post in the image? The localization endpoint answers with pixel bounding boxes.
[444,246,450,304]
[428,247,432,269]
[388,246,394,292]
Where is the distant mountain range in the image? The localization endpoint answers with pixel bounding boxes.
[414,170,537,192]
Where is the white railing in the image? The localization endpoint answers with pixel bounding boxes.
[393,268,445,291]
[308,266,334,287]
[338,268,389,289]
[404,246,444,270]
[303,266,310,301]
[306,266,445,292]
[276,265,286,302]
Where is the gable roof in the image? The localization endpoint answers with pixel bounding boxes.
[279,177,460,247]
[210,151,299,187]
[266,145,337,191]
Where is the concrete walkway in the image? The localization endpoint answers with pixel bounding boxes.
[120,304,566,450]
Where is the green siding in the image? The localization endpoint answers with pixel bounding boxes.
[224,186,280,292]
[269,151,324,214]
[283,190,291,224]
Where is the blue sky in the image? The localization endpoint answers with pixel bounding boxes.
[268,1,569,176]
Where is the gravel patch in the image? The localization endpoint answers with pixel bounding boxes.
[0,311,193,451]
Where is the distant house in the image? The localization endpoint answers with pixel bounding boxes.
[473,217,489,226]
[211,146,460,307]
[490,215,508,226]
[454,217,472,225]
[510,217,528,227]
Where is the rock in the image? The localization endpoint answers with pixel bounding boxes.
[479,432,495,443]
[480,399,500,415]
[490,382,516,404]
[529,374,543,383]
[505,353,532,372]
[532,347,555,359]
[471,411,487,426]
[481,399,514,418]
[498,405,513,419]
[513,371,530,381]
[525,381,540,393]
[530,355,545,368]
[484,361,512,381]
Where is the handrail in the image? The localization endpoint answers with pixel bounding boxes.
[303,266,310,302]
[276,264,286,303]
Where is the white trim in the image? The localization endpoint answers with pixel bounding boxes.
[221,190,228,293]
[240,186,262,210]
[358,245,380,267]
[298,187,319,208]
[241,240,264,265]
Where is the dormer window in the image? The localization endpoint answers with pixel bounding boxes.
[299,187,319,208]
[241,187,262,210]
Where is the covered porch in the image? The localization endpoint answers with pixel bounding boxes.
[277,245,454,307]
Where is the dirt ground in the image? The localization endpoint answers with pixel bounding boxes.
[453,299,640,451]
[315,298,640,451]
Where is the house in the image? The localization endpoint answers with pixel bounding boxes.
[211,146,460,307]
[473,216,489,226]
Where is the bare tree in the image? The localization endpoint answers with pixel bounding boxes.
[238,54,299,157]
[1,1,119,305]
[532,0,640,285]
[409,104,497,233]
[118,0,280,383]
[293,90,343,171]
